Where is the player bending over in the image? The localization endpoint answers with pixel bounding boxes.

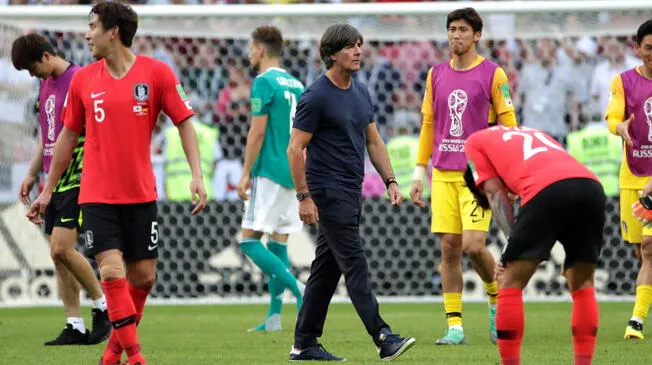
[464,126,604,365]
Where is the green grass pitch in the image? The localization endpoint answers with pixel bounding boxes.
[0,302,647,364]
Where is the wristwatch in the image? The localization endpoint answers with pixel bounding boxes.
[296,191,311,201]
[384,177,398,189]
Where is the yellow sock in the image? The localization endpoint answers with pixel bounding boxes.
[632,284,652,321]
[443,292,462,327]
[483,280,499,306]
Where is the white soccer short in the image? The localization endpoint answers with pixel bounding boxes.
[241,176,303,234]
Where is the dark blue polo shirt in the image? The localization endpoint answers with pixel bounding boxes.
[293,74,373,192]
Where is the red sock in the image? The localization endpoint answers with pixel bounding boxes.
[128,284,150,324]
[571,287,598,365]
[102,336,123,365]
[103,284,151,363]
[497,288,524,365]
[101,278,145,365]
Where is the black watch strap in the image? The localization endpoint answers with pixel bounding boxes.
[384,177,398,189]
[296,191,311,201]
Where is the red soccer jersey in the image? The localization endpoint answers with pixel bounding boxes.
[63,55,194,204]
[465,126,599,205]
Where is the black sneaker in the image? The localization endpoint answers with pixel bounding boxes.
[88,308,112,345]
[44,324,89,346]
[377,333,416,361]
[289,344,346,361]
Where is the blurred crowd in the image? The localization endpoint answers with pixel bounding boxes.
[0,2,643,201]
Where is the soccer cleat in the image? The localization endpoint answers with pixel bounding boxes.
[248,313,281,332]
[435,327,467,345]
[624,320,644,339]
[44,323,89,346]
[489,306,498,344]
[88,308,112,344]
[289,344,346,361]
[377,333,416,361]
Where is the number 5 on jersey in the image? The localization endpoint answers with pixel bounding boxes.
[94,99,105,123]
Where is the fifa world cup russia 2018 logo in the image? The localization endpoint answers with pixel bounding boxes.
[45,95,56,141]
[645,97,652,143]
[448,89,468,137]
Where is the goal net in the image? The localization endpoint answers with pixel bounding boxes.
[0,1,649,306]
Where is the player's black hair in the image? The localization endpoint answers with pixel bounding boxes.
[319,23,363,69]
[636,19,652,45]
[464,165,490,209]
[11,33,56,71]
[90,1,138,48]
[252,25,284,58]
[446,7,483,33]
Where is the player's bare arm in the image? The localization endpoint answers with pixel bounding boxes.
[483,176,515,237]
[177,118,207,214]
[288,128,318,225]
[27,126,79,224]
[20,141,43,205]
[238,115,268,200]
[366,122,403,206]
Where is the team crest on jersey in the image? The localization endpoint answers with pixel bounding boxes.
[133,83,150,102]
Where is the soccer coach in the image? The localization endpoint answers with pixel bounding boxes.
[286,24,415,362]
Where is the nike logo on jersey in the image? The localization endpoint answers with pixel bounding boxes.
[91,91,106,98]
[148,243,158,251]
[60,217,76,223]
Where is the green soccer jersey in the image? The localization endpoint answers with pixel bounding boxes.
[250,67,304,188]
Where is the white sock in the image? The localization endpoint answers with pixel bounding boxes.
[92,296,107,311]
[449,325,463,331]
[67,317,86,333]
[631,316,644,324]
